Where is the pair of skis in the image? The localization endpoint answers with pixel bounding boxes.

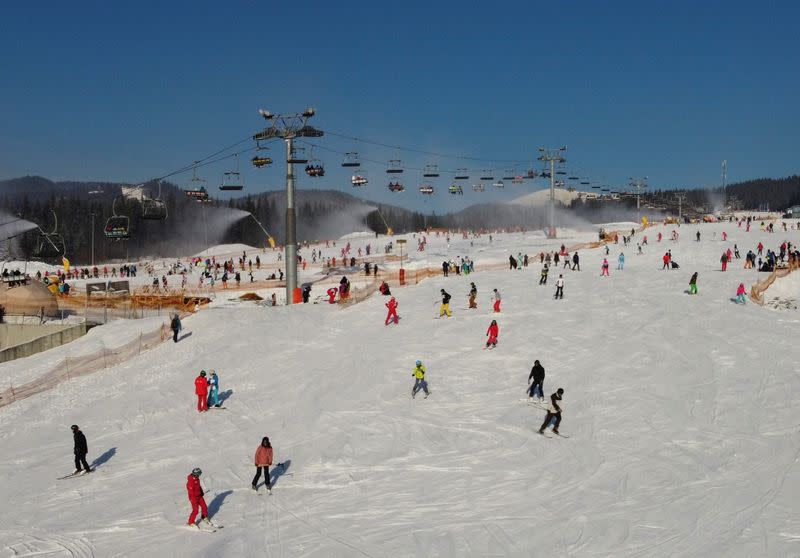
[57,469,95,480]
[186,518,223,533]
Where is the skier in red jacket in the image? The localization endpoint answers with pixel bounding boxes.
[326,287,337,304]
[485,319,499,348]
[384,296,399,325]
[186,468,209,526]
[194,371,208,412]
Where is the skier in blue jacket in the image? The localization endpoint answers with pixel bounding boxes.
[206,371,221,408]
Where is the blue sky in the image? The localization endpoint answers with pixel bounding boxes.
[1,0,798,212]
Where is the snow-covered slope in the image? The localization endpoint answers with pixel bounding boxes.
[509,187,590,207]
[1,222,799,557]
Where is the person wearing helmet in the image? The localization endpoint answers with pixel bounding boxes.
[485,319,499,348]
[385,296,399,325]
[439,289,452,317]
[538,388,564,435]
[70,425,91,475]
[528,360,545,401]
[411,360,429,399]
[186,467,209,526]
[195,371,209,412]
[252,436,274,492]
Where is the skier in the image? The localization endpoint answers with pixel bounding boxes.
[539,263,549,285]
[492,289,501,313]
[251,436,273,492]
[601,258,610,276]
[439,289,452,317]
[721,252,728,271]
[554,275,564,299]
[572,252,580,271]
[617,252,625,270]
[468,282,477,309]
[71,424,91,475]
[538,388,564,435]
[385,296,399,325]
[195,371,209,412]
[411,360,429,399]
[206,371,221,408]
[326,287,337,304]
[485,319,499,348]
[662,252,671,270]
[528,360,545,401]
[696,231,701,242]
[170,313,182,343]
[736,283,747,304]
[689,272,698,295]
[186,468,210,527]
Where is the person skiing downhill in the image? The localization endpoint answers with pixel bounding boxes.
[721,252,728,271]
[689,272,698,295]
[71,425,91,475]
[617,252,625,270]
[554,275,564,299]
[485,319,499,348]
[252,436,273,492]
[385,296,399,325]
[528,360,545,401]
[439,289,452,317]
[468,282,478,309]
[538,388,564,435]
[170,313,182,343]
[195,371,209,412]
[492,289,501,313]
[411,360,429,399]
[539,263,549,285]
[572,252,580,271]
[206,371,220,408]
[601,258,610,276]
[736,283,747,304]
[186,468,210,527]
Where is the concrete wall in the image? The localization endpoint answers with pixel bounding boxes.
[0,323,88,363]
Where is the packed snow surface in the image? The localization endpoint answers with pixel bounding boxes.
[1,222,799,557]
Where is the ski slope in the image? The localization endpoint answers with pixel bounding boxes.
[1,222,799,557]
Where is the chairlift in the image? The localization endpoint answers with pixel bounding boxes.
[472,184,485,192]
[448,184,463,195]
[220,154,244,191]
[555,180,565,188]
[423,164,440,178]
[591,185,601,189]
[580,180,591,185]
[512,175,524,184]
[388,181,405,192]
[185,186,210,201]
[556,170,567,176]
[104,198,130,240]
[141,181,167,220]
[34,210,66,257]
[541,171,552,179]
[386,160,404,174]
[502,169,515,180]
[568,175,580,180]
[419,184,434,195]
[252,155,272,168]
[526,165,538,179]
[288,146,308,164]
[480,169,494,180]
[455,168,469,180]
[351,172,368,187]
[493,180,505,188]
[341,152,361,168]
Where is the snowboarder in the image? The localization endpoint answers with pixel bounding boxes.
[71,425,91,475]
[492,289,501,313]
[528,360,545,401]
[252,436,273,492]
[539,263,549,285]
[736,283,747,304]
[601,258,610,276]
[186,468,210,526]
[385,296,399,325]
[206,371,221,408]
[411,360,429,398]
[554,275,564,299]
[195,371,209,412]
[439,289,452,317]
[485,319,499,348]
[538,388,564,435]
[689,272,698,295]
[170,313,182,343]
[468,282,477,309]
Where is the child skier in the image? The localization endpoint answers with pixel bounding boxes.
[492,289,501,313]
[539,263,549,285]
[485,319,499,348]
[736,283,747,304]
[617,252,625,270]
[194,371,209,412]
[689,272,698,295]
[601,258,610,276]
[538,388,564,435]
[439,289,452,317]
[206,371,220,408]
[385,296,399,325]
[554,275,564,299]
[411,360,429,399]
[252,436,273,492]
[186,468,210,527]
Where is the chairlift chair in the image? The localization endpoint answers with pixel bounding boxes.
[341,152,361,168]
[423,164,440,178]
[472,184,485,192]
[288,147,308,164]
[104,199,130,240]
[480,170,494,180]
[388,181,405,192]
[142,198,167,220]
[455,168,470,180]
[448,184,463,195]
[252,155,273,168]
[220,154,245,191]
[386,160,404,174]
[493,180,505,188]
[419,184,434,195]
[351,172,369,187]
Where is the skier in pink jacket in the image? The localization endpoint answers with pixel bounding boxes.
[736,283,747,304]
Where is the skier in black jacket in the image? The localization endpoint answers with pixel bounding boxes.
[439,289,452,317]
[538,388,564,435]
[528,360,545,401]
[71,425,91,474]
